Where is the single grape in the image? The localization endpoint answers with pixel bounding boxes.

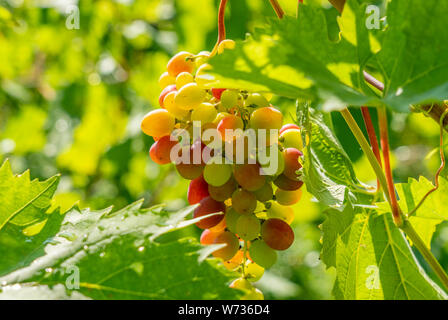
[175,83,206,110]
[261,218,294,250]
[229,278,253,292]
[193,196,226,229]
[235,215,261,241]
[163,91,190,120]
[245,261,264,282]
[266,201,294,224]
[279,123,300,134]
[208,178,237,201]
[211,88,226,100]
[232,188,257,215]
[283,148,303,180]
[191,102,218,124]
[175,71,194,89]
[249,107,283,130]
[158,71,175,89]
[203,159,232,187]
[141,109,175,138]
[223,250,244,270]
[149,135,178,165]
[253,183,274,202]
[244,93,269,109]
[248,240,277,269]
[233,163,266,191]
[280,128,303,150]
[217,39,236,54]
[200,229,220,245]
[273,174,303,191]
[176,145,205,180]
[275,188,302,206]
[217,114,244,141]
[241,288,264,300]
[188,175,210,205]
[212,231,240,260]
[158,84,177,107]
[225,207,240,233]
[167,51,195,77]
[220,90,239,109]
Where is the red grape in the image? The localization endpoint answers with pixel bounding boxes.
[193,196,226,229]
[261,218,294,250]
[188,175,210,205]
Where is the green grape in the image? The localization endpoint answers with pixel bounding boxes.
[248,240,277,269]
[244,93,269,109]
[275,188,302,206]
[241,288,264,300]
[233,163,266,191]
[266,201,294,224]
[212,231,240,261]
[235,215,260,241]
[253,183,273,202]
[203,159,232,187]
[191,102,218,124]
[245,261,264,282]
[280,128,303,150]
[225,208,240,233]
[208,178,237,201]
[220,90,239,109]
[261,218,294,250]
[229,277,253,292]
[232,188,257,215]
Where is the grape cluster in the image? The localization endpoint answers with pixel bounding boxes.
[141,40,304,299]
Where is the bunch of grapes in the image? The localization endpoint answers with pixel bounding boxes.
[141,40,304,300]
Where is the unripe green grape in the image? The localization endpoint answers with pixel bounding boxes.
[261,218,294,250]
[235,215,260,241]
[233,163,266,192]
[175,83,206,110]
[253,183,273,202]
[203,160,232,187]
[266,201,294,224]
[241,288,264,300]
[280,128,303,150]
[229,277,253,292]
[244,93,269,109]
[208,178,237,201]
[220,90,239,109]
[273,174,303,191]
[225,208,240,233]
[212,231,240,261]
[245,261,264,282]
[191,102,218,124]
[275,188,302,206]
[248,240,277,269]
[232,188,257,215]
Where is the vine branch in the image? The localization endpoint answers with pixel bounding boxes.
[361,106,382,191]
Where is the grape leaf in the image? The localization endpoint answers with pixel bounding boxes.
[322,199,447,300]
[377,176,448,249]
[0,159,60,230]
[0,201,239,300]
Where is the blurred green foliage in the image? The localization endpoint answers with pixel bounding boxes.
[0,0,446,299]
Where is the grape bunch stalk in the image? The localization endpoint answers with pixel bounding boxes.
[141,39,305,300]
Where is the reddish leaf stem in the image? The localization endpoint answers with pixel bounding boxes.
[269,0,285,19]
[361,106,382,190]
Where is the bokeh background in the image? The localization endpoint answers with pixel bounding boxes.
[1,0,447,299]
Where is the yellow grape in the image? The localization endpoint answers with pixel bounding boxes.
[280,128,303,150]
[158,71,175,89]
[141,109,175,138]
[167,51,194,77]
[275,188,302,206]
[191,102,218,124]
[245,261,264,282]
[241,288,264,300]
[229,277,253,292]
[163,91,190,120]
[244,93,269,109]
[175,71,194,89]
[175,83,206,110]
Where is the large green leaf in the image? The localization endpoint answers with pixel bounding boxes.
[322,200,447,300]
[377,176,448,249]
[207,0,448,113]
[0,201,239,300]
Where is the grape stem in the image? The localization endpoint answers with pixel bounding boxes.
[268,0,284,19]
[361,106,382,191]
[211,0,228,56]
